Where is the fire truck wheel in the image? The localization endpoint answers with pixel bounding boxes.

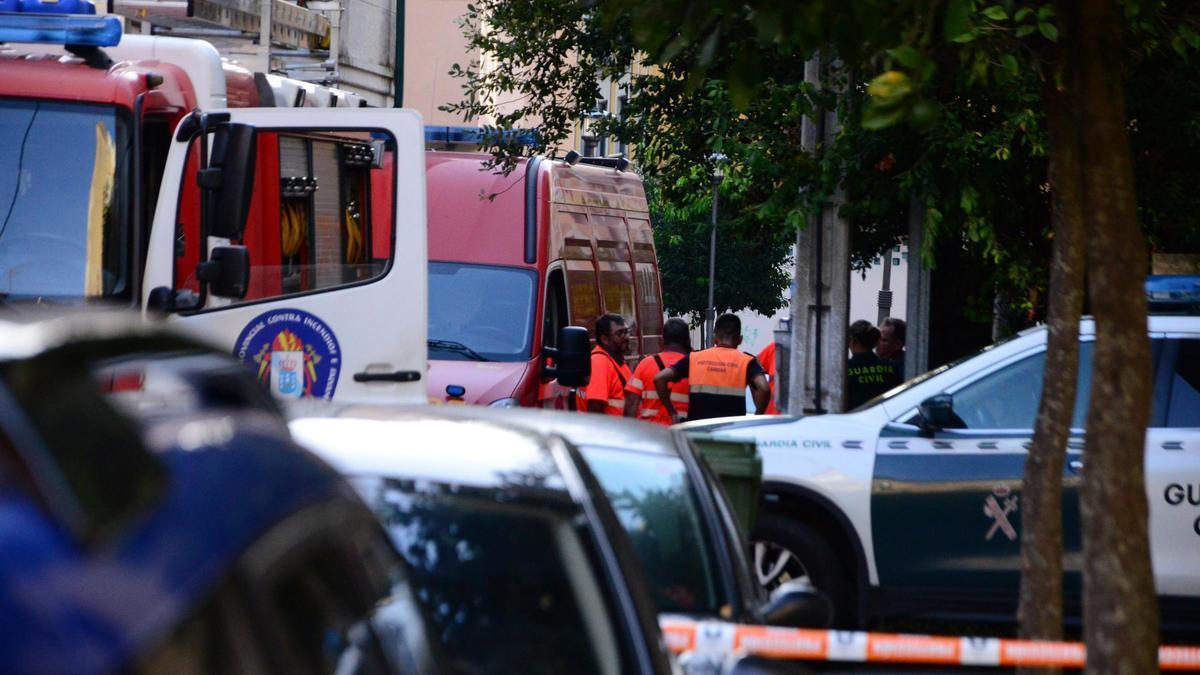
[751,514,851,625]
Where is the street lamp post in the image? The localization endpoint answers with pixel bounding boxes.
[705,153,726,347]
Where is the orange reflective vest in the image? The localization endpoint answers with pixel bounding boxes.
[757,342,779,415]
[685,346,755,421]
[577,346,632,415]
[627,351,688,425]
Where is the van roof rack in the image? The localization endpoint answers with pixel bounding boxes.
[577,156,630,171]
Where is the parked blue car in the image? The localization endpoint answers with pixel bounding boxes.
[0,312,441,674]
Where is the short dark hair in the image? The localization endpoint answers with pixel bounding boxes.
[881,317,906,343]
[595,313,625,340]
[713,313,741,341]
[849,320,881,349]
[663,317,691,349]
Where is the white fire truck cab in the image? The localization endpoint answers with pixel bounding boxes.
[0,5,427,404]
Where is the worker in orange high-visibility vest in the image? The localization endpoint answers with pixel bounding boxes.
[654,313,770,423]
[579,313,634,415]
[757,341,780,414]
[625,317,691,425]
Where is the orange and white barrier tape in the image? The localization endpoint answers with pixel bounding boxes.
[659,617,1200,670]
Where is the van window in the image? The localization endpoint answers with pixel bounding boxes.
[173,130,396,308]
[428,262,537,361]
[544,269,569,348]
[566,261,600,334]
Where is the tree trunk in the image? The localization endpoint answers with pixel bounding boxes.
[1065,1,1159,672]
[1015,73,1086,671]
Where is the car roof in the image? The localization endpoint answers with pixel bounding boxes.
[293,402,680,457]
[288,406,576,495]
[0,310,223,361]
[0,411,350,674]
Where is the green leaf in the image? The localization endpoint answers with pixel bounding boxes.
[1038,5,1055,20]
[889,45,924,70]
[1181,24,1200,49]
[952,29,980,44]
[1038,22,1058,41]
[982,6,1008,21]
[866,70,915,106]
[1016,24,1037,38]
[943,0,973,43]
[1001,53,1019,75]
[861,103,909,130]
[1014,7,1032,22]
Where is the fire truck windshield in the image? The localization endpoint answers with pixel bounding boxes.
[0,99,130,302]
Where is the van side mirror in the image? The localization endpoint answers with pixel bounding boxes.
[759,578,833,628]
[196,245,250,299]
[917,393,964,435]
[543,326,590,388]
[198,122,257,240]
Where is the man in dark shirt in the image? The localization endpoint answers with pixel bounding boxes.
[654,313,770,422]
[846,320,902,410]
[876,316,907,380]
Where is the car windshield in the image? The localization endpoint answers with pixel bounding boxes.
[352,476,624,675]
[581,445,722,616]
[428,262,537,361]
[0,99,129,301]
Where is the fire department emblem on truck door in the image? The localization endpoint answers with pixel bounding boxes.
[234,309,342,400]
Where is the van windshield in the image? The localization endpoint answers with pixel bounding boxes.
[0,99,129,301]
[428,262,537,362]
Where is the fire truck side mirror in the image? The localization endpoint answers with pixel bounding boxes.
[195,246,250,299]
[199,123,257,241]
[543,326,590,388]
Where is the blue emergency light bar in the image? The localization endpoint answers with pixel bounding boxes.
[1146,274,1200,313]
[0,0,123,47]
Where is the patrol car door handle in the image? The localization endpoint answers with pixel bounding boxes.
[353,370,422,383]
[1068,459,1084,473]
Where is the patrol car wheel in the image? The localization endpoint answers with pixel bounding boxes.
[751,515,850,623]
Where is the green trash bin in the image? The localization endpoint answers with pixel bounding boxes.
[685,432,762,535]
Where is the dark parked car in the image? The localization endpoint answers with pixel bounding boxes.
[421,405,830,630]
[0,313,442,674]
[289,407,678,675]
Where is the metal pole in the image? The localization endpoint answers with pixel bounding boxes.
[393,0,405,106]
[706,175,719,347]
[877,248,893,326]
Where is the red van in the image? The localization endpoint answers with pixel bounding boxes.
[425,152,664,408]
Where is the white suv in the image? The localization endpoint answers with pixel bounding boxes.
[684,315,1200,630]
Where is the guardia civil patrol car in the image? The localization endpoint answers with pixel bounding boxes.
[683,314,1200,632]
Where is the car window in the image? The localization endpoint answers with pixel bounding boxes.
[580,446,721,615]
[137,584,271,675]
[950,342,1094,430]
[354,477,624,675]
[1165,339,1200,428]
[267,542,395,675]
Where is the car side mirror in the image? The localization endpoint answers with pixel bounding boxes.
[917,393,963,435]
[543,326,590,388]
[196,245,250,299]
[198,122,257,240]
[759,578,833,628]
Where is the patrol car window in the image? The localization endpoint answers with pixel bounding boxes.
[357,478,623,675]
[1166,339,1200,427]
[428,262,538,361]
[173,130,396,308]
[581,446,721,615]
[950,342,1095,430]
